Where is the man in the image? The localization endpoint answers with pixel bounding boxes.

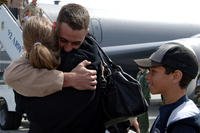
[134,43,200,133]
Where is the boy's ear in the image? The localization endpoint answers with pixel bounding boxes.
[173,70,183,83]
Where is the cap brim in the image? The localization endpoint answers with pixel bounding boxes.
[134,58,161,68]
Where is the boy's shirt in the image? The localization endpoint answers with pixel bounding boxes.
[151,95,200,133]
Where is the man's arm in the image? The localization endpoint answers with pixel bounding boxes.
[4,56,97,97]
[65,60,97,90]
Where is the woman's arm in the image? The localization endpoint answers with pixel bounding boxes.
[4,56,97,97]
[4,56,64,97]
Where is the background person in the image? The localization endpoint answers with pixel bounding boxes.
[193,75,200,107]
[8,0,22,19]
[0,0,9,5]
[136,68,150,133]
[135,43,200,133]
[21,0,42,26]
[23,0,42,17]
[7,0,28,20]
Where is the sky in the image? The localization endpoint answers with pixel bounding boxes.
[35,0,200,24]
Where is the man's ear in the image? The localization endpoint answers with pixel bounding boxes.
[84,29,89,37]
[86,28,89,34]
[173,70,183,83]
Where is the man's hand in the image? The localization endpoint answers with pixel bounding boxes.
[129,117,140,133]
[63,60,97,90]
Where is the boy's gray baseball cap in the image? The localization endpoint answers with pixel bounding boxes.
[134,43,198,78]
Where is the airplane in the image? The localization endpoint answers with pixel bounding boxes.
[0,3,200,130]
[40,3,200,78]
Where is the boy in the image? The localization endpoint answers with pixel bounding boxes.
[135,43,200,133]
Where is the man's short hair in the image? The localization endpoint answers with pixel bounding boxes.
[56,3,90,30]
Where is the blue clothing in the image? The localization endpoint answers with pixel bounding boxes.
[150,95,200,133]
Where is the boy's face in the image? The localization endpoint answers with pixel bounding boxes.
[146,66,174,95]
[59,22,88,52]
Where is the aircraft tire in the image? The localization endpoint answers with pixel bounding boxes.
[0,98,22,130]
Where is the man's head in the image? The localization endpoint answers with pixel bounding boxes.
[135,43,198,91]
[55,3,90,52]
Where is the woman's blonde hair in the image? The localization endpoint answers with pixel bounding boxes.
[23,16,60,69]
